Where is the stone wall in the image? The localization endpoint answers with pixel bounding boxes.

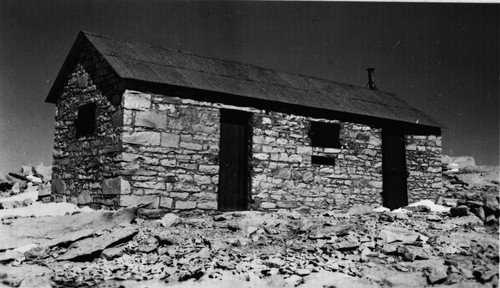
[115,91,386,212]
[117,91,220,210]
[51,41,123,207]
[406,135,443,202]
[251,112,384,212]
[52,76,441,210]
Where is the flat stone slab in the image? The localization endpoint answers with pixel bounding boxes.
[58,225,139,261]
[0,208,137,250]
[379,226,421,244]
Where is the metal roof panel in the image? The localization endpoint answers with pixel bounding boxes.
[47,31,442,128]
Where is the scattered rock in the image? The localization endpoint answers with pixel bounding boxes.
[379,226,421,244]
[425,263,448,284]
[426,214,441,222]
[137,237,159,253]
[295,268,311,276]
[335,240,360,251]
[161,213,180,228]
[347,205,373,215]
[22,198,33,207]
[101,246,124,260]
[24,246,48,260]
[37,184,51,197]
[485,214,497,225]
[380,211,395,222]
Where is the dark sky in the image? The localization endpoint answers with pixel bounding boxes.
[0,1,498,175]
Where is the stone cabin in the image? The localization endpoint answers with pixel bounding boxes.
[46,31,442,212]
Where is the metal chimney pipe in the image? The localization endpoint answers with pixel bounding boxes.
[366,68,378,90]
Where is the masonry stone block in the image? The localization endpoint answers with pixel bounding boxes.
[170,192,189,199]
[180,142,202,150]
[199,165,219,174]
[198,202,217,210]
[123,90,151,110]
[160,133,180,148]
[120,195,159,208]
[288,155,302,163]
[254,153,269,160]
[160,158,177,167]
[175,200,197,210]
[123,131,161,146]
[51,179,67,195]
[297,146,312,155]
[159,197,173,209]
[274,168,291,179]
[135,111,167,129]
[276,200,298,209]
[102,177,131,195]
[77,190,92,204]
[194,175,212,185]
[261,202,277,209]
[133,181,165,190]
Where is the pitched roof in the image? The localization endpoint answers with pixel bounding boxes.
[46,31,441,128]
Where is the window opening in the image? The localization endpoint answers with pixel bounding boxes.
[309,122,340,148]
[76,102,96,138]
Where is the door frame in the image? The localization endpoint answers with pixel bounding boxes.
[217,109,252,211]
[381,128,408,209]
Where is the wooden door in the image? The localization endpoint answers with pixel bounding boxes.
[218,109,250,211]
[382,129,408,209]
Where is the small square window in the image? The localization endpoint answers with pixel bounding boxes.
[309,122,341,148]
[311,155,336,166]
[76,102,96,138]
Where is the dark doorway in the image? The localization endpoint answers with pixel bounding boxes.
[382,129,408,209]
[218,109,251,211]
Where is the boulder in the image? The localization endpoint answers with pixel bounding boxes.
[425,263,448,284]
[161,213,180,228]
[484,194,499,215]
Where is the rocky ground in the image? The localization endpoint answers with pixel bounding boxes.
[0,159,498,288]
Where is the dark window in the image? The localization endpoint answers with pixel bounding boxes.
[76,102,96,138]
[311,155,336,166]
[309,122,341,148]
